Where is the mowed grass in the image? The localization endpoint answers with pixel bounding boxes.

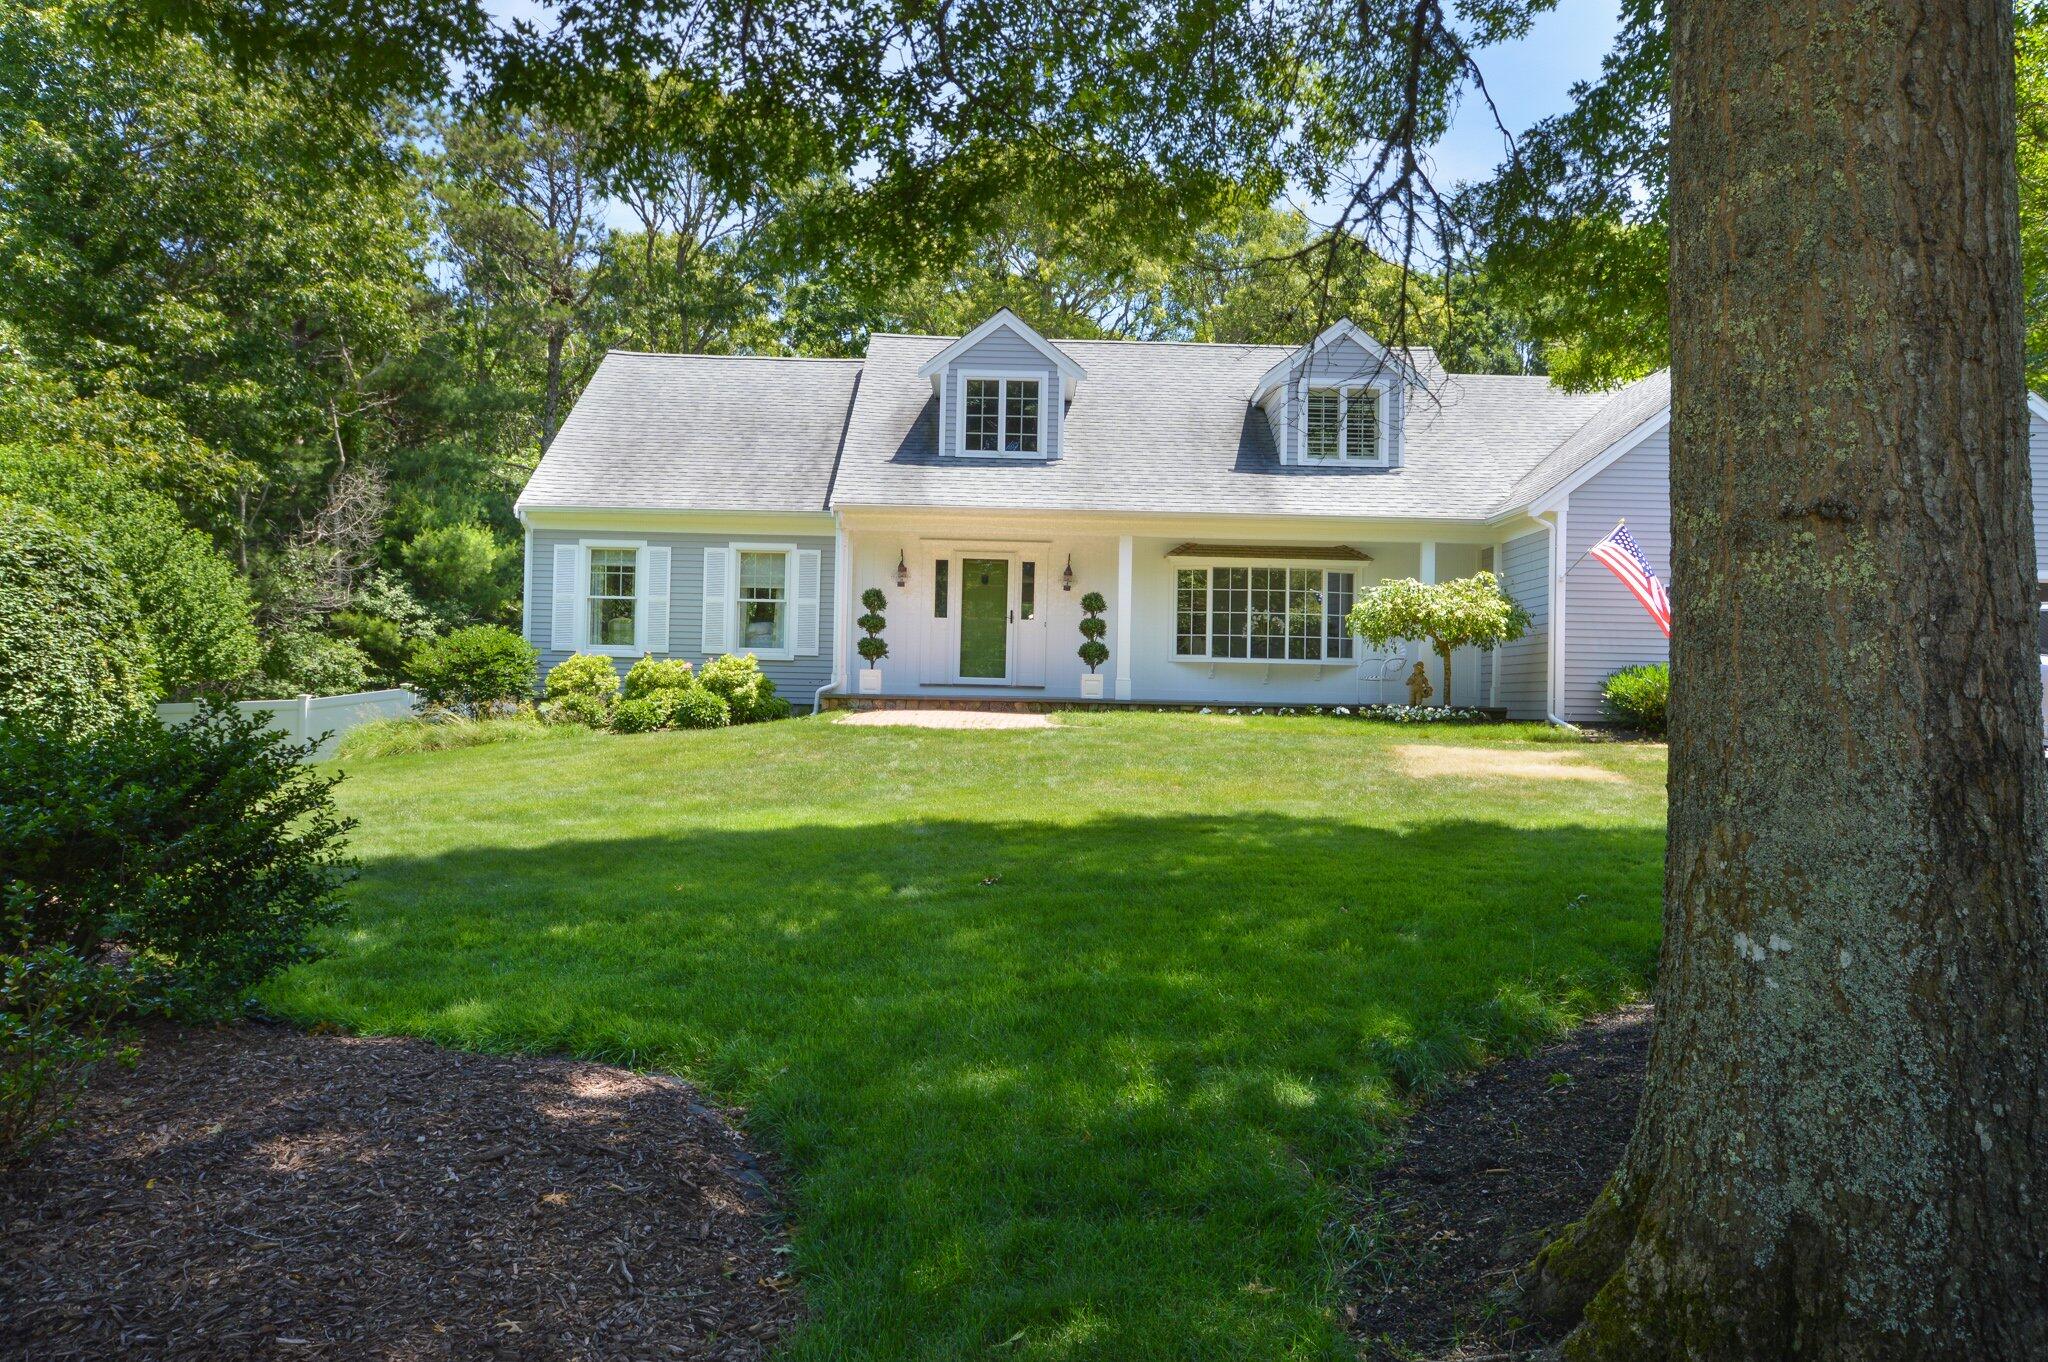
[265,712,1666,1360]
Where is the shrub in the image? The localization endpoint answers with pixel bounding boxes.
[1077,591,1109,673]
[250,629,373,699]
[0,499,155,736]
[336,715,571,759]
[1348,573,1530,708]
[610,696,665,733]
[329,610,411,680]
[0,445,260,696]
[408,625,538,714]
[401,521,515,621]
[623,654,695,699]
[857,587,889,665]
[665,686,731,730]
[1601,663,1670,735]
[1,948,139,1164]
[539,692,612,728]
[699,653,789,723]
[545,653,622,703]
[0,702,356,1014]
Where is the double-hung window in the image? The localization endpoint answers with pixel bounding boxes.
[961,375,1042,455]
[1303,385,1385,464]
[738,550,789,652]
[1173,565,1359,662]
[587,548,639,647]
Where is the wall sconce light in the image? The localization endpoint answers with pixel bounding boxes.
[1061,555,1075,592]
[895,551,908,588]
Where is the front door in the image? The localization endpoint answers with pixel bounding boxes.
[958,557,1011,680]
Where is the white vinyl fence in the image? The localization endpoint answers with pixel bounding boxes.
[157,688,417,760]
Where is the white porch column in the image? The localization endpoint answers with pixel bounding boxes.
[1114,534,1134,700]
[1418,540,1442,703]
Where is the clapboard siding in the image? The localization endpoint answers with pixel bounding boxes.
[1494,528,1551,720]
[1561,431,1671,721]
[940,327,1063,459]
[2032,407,2048,574]
[1272,334,1407,467]
[526,529,836,708]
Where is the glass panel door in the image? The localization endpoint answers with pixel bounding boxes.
[958,557,1010,679]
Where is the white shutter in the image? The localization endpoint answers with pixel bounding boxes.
[551,545,580,650]
[793,549,821,656]
[701,547,732,654]
[642,545,671,654]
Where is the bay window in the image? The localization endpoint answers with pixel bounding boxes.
[1173,565,1358,661]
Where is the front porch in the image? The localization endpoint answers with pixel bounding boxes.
[826,513,1502,711]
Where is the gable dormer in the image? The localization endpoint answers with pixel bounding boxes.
[919,308,1087,460]
[1252,321,1421,469]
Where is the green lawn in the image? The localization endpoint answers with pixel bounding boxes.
[266,712,1665,1360]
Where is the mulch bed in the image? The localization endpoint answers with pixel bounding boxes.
[1,1024,802,1361]
[1350,1005,1651,1360]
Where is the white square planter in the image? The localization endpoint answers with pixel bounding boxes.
[858,668,884,694]
[1079,673,1105,700]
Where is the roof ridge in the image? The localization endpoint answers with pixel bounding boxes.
[604,349,863,362]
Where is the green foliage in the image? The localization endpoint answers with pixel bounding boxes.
[623,654,696,699]
[0,703,356,1013]
[609,696,665,734]
[0,500,155,736]
[328,610,411,680]
[407,626,537,713]
[539,692,613,728]
[401,521,514,621]
[1601,663,1669,735]
[545,654,623,702]
[858,587,890,665]
[1078,592,1110,672]
[337,715,572,759]
[698,654,789,723]
[665,686,732,729]
[251,630,374,699]
[2022,3,2048,389]
[0,446,259,696]
[1349,573,1529,706]
[0,947,138,1164]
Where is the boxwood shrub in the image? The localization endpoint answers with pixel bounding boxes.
[409,626,538,714]
[1601,662,1670,735]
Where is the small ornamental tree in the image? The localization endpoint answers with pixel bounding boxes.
[1347,572,1529,707]
[857,588,889,667]
[1077,591,1109,672]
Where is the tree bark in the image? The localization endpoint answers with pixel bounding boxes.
[1529,0,2048,1355]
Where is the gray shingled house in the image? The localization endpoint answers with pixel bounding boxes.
[515,308,2048,719]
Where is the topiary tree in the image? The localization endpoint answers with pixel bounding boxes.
[1347,572,1529,707]
[1077,591,1109,673]
[0,500,155,736]
[857,587,889,667]
[407,625,538,714]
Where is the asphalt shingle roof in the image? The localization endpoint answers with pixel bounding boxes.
[515,334,1673,523]
[516,352,861,514]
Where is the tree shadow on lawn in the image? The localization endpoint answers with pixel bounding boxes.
[271,813,1662,1361]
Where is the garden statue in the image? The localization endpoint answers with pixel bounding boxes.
[1405,661,1433,708]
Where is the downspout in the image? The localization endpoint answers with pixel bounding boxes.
[813,514,850,715]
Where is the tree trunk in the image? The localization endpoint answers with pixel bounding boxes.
[1529,0,2048,1355]
[542,326,566,451]
[1435,639,1453,708]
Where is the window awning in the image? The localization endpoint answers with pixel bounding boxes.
[1165,542,1374,563]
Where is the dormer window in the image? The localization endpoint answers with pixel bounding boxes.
[1305,385,1383,464]
[963,374,1041,454]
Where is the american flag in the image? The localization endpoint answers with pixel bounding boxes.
[1588,522,1672,637]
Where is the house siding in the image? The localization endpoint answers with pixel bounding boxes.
[526,527,837,708]
[1272,334,1407,467]
[939,327,1063,459]
[1495,528,1551,720]
[1561,430,1671,722]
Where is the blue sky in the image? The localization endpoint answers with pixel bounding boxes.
[481,0,1623,225]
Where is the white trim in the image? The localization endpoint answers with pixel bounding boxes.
[728,542,802,661]
[1114,534,1134,700]
[519,507,837,531]
[2028,390,2048,423]
[576,538,652,656]
[1520,408,1673,519]
[1252,320,1425,405]
[954,370,1051,459]
[916,308,1087,384]
[1544,508,1570,726]
[1169,560,1362,665]
[521,528,533,643]
[815,518,850,711]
